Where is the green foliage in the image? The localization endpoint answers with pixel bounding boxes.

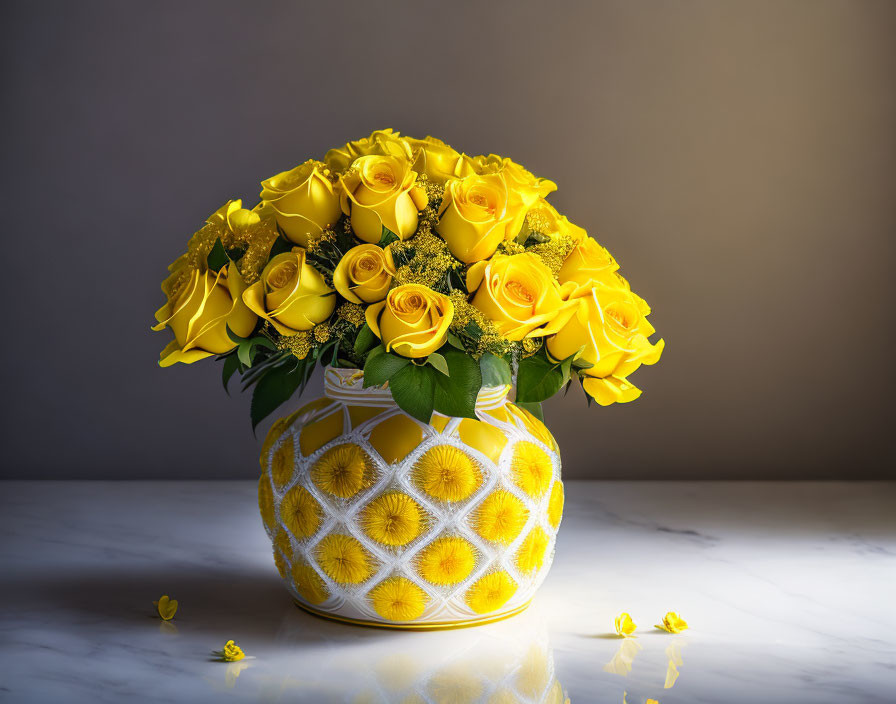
[249,359,307,431]
[362,346,410,387]
[226,326,276,368]
[446,332,465,350]
[221,354,240,395]
[479,352,511,387]
[206,238,229,271]
[389,363,436,422]
[378,226,399,247]
[353,323,378,357]
[433,348,481,419]
[516,401,545,422]
[516,350,572,403]
[426,352,450,376]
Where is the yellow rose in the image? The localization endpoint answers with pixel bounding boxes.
[339,154,428,243]
[333,244,395,304]
[365,284,454,358]
[456,154,556,207]
[325,128,413,173]
[558,236,622,288]
[153,264,257,367]
[436,173,526,263]
[242,249,335,335]
[208,199,262,236]
[260,160,341,247]
[524,198,587,242]
[466,253,576,341]
[546,283,664,405]
[404,135,462,182]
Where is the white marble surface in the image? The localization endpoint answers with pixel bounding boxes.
[1,481,894,703]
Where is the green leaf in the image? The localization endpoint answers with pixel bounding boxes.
[516,401,544,423]
[226,325,250,345]
[433,348,481,419]
[363,349,410,387]
[233,334,276,369]
[479,352,511,387]
[353,323,378,357]
[250,360,306,431]
[239,351,291,390]
[558,354,574,385]
[572,357,594,372]
[221,354,241,395]
[446,332,465,350]
[427,352,450,376]
[389,363,436,423]
[378,227,400,247]
[516,353,565,403]
[237,340,255,368]
[206,238,229,272]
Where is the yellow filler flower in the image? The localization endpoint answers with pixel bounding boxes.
[614,612,637,637]
[656,611,689,633]
[153,595,178,621]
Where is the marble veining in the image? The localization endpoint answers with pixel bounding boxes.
[1,481,894,703]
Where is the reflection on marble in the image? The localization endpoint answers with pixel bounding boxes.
[1,481,895,703]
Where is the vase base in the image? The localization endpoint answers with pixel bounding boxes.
[292,598,533,631]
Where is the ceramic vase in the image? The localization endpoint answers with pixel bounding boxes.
[258,367,565,629]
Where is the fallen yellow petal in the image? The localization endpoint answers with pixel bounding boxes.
[153,595,178,621]
[221,640,245,662]
[614,612,637,637]
[655,611,688,633]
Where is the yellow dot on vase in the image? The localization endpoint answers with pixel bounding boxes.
[474,490,528,544]
[271,436,296,488]
[369,576,427,621]
[465,571,517,614]
[547,481,564,529]
[412,445,481,502]
[291,560,329,605]
[362,492,425,546]
[511,442,553,498]
[516,527,550,574]
[257,474,276,531]
[316,534,374,584]
[280,485,322,539]
[311,443,374,498]
[416,537,476,585]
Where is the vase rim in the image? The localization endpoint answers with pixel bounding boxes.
[322,365,511,410]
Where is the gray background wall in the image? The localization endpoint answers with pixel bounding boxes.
[2,0,894,480]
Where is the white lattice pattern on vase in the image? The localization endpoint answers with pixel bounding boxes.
[258,368,565,627]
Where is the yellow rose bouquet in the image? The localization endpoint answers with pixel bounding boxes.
[154,129,664,428]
